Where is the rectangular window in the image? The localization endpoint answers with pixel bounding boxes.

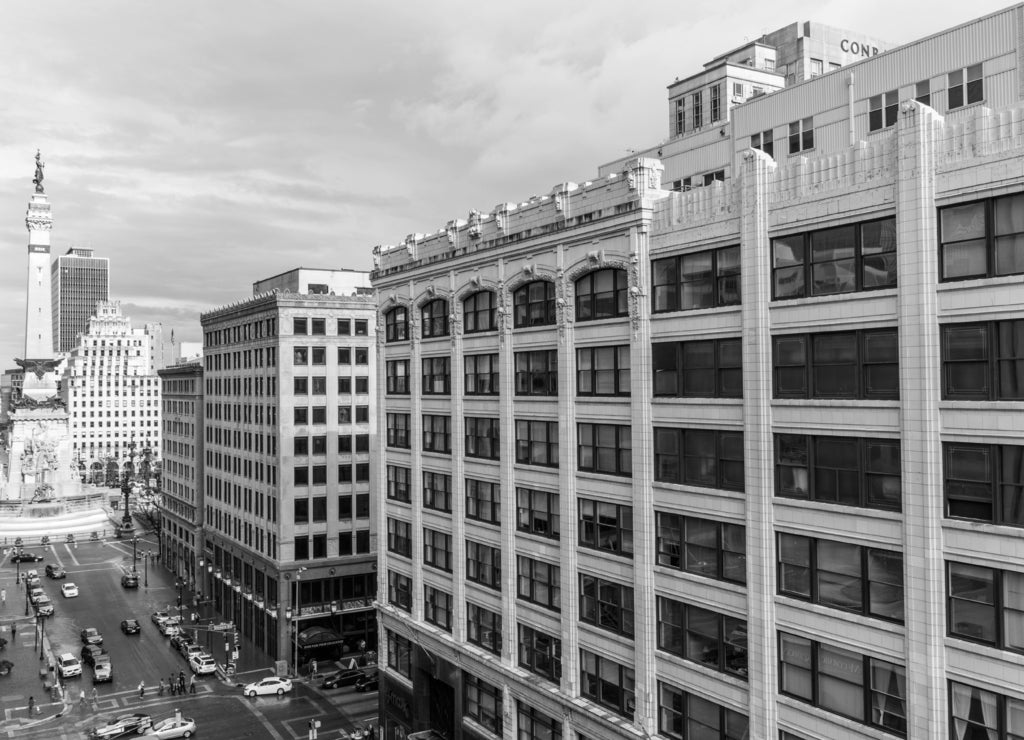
[386,465,411,503]
[869,90,898,131]
[810,58,823,77]
[653,338,742,398]
[788,116,814,154]
[421,356,451,395]
[354,319,368,336]
[657,681,749,740]
[515,419,558,467]
[293,318,307,335]
[915,79,930,106]
[779,533,904,622]
[464,673,503,736]
[778,633,906,735]
[385,360,409,395]
[949,681,1024,740]
[423,471,452,513]
[338,347,351,365]
[293,377,308,395]
[294,536,309,560]
[655,512,746,584]
[772,329,899,399]
[577,423,632,476]
[517,625,562,683]
[294,466,309,486]
[294,407,308,425]
[517,556,561,611]
[516,487,559,539]
[465,417,500,460]
[580,574,634,637]
[691,91,702,129]
[311,376,327,395]
[577,345,630,396]
[293,347,309,365]
[656,596,748,678]
[423,528,453,572]
[579,498,633,557]
[387,631,411,678]
[387,570,411,612]
[775,433,902,511]
[423,585,453,632]
[312,534,326,558]
[466,540,501,590]
[466,478,500,525]
[580,649,635,719]
[772,217,897,299]
[942,319,1024,401]
[293,498,309,524]
[674,98,685,136]
[652,245,740,313]
[944,441,1024,526]
[386,413,410,449]
[654,427,744,491]
[386,518,411,558]
[751,130,774,158]
[355,348,368,365]
[465,353,499,395]
[948,63,983,110]
[467,602,502,656]
[422,414,452,454]
[312,496,327,522]
[337,319,351,336]
[710,84,721,122]
[515,350,558,396]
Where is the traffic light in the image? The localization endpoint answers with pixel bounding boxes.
[233,631,240,647]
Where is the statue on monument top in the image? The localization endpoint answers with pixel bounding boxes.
[32,149,45,194]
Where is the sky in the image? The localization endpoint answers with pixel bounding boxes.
[0,0,1014,365]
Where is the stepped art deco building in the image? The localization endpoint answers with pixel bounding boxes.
[371,6,1024,740]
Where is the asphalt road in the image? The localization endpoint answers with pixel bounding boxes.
[1,537,379,739]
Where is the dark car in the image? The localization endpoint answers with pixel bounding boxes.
[120,573,139,589]
[81,645,109,667]
[321,668,365,689]
[45,564,67,579]
[89,712,152,738]
[120,618,141,635]
[354,673,379,692]
[10,551,44,563]
[170,633,195,654]
[80,627,103,645]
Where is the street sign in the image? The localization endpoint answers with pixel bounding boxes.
[231,650,239,660]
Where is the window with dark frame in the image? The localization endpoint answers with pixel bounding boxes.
[788,116,814,153]
[513,281,556,328]
[423,585,453,632]
[948,63,983,110]
[773,329,900,400]
[515,419,558,467]
[386,413,410,449]
[939,192,1024,281]
[422,414,452,454]
[467,602,502,656]
[423,527,453,572]
[339,494,353,519]
[580,574,634,637]
[577,345,630,396]
[869,91,898,131]
[387,570,411,612]
[387,631,411,678]
[657,681,749,740]
[655,512,746,584]
[517,556,561,611]
[947,561,1024,653]
[337,319,351,336]
[465,353,499,395]
[421,299,449,338]
[948,680,1024,740]
[385,306,408,342]
[653,338,741,398]
[577,423,632,476]
[654,427,744,491]
[354,320,368,336]
[466,540,501,590]
[751,130,774,158]
[944,441,1024,526]
[772,217,897,300]
[293,318,307,335]
[516,487,559,539]
[652,246,740,313]
[775,433,902,511]
[517,626,562,684]
[465,417,500,460]
[942,320,1024,400]
[423,470,452,513]
[293,346,309,365]
[466,478,500,525]
[386,518,411,557]
[575,269,629,321]
[463,291,498,333]
[421,356,451,395]
[385,360,409,395]
[515,350,558,396]
[579,498,633,557]
[656,596,748,678]
[778,533,905,622]
[386,465,411,503]
[311,318,325,335]
[580,649,635,719]
[464,673,503,736]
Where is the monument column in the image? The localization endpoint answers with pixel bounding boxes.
[25,150,54,361]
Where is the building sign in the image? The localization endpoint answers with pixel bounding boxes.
[384,682,413,723]
[840,39,881,57]
[299,598,372,616]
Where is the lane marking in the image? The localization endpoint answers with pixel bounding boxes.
[63,545,80,568]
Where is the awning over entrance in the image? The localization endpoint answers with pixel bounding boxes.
[297,625,345,649]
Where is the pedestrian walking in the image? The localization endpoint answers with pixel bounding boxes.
[189,674,196,694]
[138,681,145,699]
[310,659,317,678]
[79,690,87,709]
[158,678,165,696]
[27,696,34,717]
[91,687,98,707]
[178,670,185,694]
[10,622,15,639]
[1,587,6,606]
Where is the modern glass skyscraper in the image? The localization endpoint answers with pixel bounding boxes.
[51,246,109,353]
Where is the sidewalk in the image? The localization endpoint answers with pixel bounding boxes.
[0,617,61,727]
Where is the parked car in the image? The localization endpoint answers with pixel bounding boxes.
[45,564,67,579]
[120,573,139,589]
[88,712,152,738]
[321,668,365,689]
[81,645,109,667]
[181,644,204,661]
[61,582,79,598]
[26,575,42,589]
[151,611,170,625]
[10,551,44,563]
[28,587,45,604]
[35,595,54,616]
[242,676,293,697]
[57,652,82,678]
[188,654,216,675]
[157,618,181,636]
[354,673,379,692]
[80,627,103,645]
[120,618,141,635]
[169,633,194,652]
[92,656,113,683]
[139,715,197,739]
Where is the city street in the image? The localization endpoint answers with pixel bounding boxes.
[0,537,378,738]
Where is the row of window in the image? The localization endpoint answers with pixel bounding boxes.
[292,317,368,336]
[292,346,370,365]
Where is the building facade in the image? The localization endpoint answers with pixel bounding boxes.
[157,360,205,592]
[371,6,1024,740]
[51,246,110,354]
[199,276,378,668]
[61,301,161,483]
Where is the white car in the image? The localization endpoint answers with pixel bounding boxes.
[61,582,79,598]
[243,676,293,697]
[57,652,81,678]
[188,654,216,675]
[140,715,197,739]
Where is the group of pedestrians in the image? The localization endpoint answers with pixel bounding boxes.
[147,670,196,697]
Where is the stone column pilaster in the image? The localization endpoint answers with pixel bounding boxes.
[448,275,468,644]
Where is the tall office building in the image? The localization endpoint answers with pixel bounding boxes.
[199,269,378,668]
[51,246,109,354]
[372,6,1024,740]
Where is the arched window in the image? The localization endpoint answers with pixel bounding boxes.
[513,281,556,328]
[385,307,408,342]
[575,269,628,321]
[421,299,449,338]
[463,291,497,334]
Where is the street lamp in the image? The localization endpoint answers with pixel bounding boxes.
[37,613,46,661]
[145,550,151,588]
[175,578,185,620]
[131,537,139,573]
[292,567,307,677]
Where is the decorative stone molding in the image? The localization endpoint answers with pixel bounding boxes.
[628,253,644,337]
[555,269,573,344]
[467,210,483,239]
